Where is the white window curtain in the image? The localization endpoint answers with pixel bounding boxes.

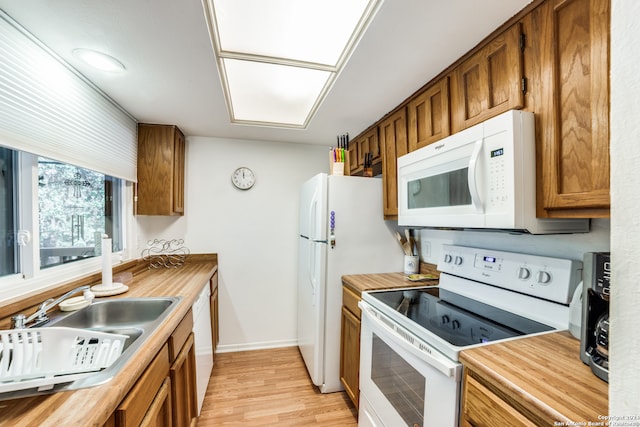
[0,11,137,182]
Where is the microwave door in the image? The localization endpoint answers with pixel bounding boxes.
[398,137,486,228]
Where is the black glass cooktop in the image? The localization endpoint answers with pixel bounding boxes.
[368,287,554,347]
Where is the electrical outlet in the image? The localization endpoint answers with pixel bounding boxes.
[419,237,454,264]
[421,240,431,259]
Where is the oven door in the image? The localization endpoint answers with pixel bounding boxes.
[359,303,462,427]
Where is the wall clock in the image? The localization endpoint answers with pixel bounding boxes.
[231,166,256,190]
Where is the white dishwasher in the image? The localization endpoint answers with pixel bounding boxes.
[192,284,214,415]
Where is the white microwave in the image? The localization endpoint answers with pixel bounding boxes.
[397,110,589,234]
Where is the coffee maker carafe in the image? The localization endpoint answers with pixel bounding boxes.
[580,252,610,382]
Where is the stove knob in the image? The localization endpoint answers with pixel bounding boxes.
[536,271,552,285]
[441,315,450,324]
[518,267,531,280]
[444,254,453,264]
[451,320,460,330]
[454,256,463,265]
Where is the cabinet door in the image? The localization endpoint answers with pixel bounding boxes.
[533,0,610,216]
[348,141,360,175]
[408,77,451,151]
[172,131,185,215]
[140,377,172,427]
[170,333,198,427]
[339,306,361,409]
[116,344,170,427]
[450,23,524,133]
[136,124,185,216]
[380,108,408,219]
[462,373,535,427]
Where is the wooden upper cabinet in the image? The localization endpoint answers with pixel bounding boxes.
[136,124,185,216]
[380,108,408,219]
[347,141,360,175]
[407,76,451,152]
[450,23,524,133]
[527,0,610,217]
[348,126,381,176]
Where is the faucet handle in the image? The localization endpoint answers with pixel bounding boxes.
[11,314,26,329]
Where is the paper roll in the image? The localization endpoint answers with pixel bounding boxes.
[102,237,113,288]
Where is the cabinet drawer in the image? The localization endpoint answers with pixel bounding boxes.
[342,286,361,319]
[168,309,193,362]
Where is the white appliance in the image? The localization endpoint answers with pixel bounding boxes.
[358,244,582,426]
[297,173,403,393]
[397,109,589,234]
[192,284,213,415]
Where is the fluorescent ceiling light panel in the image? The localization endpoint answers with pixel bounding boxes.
[203,0,383,128]
[223,59,332,125]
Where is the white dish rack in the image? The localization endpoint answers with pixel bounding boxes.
[0,327,127,395]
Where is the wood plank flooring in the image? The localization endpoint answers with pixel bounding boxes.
[197,347,358,426]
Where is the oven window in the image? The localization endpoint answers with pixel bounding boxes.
[371,333,425,427]
[407,168,471,209]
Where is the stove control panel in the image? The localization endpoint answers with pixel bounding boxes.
[438,245,583,304]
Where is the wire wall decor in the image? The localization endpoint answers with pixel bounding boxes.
[141,239,190,268]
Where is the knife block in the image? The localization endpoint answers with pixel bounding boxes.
[329,150,349,176]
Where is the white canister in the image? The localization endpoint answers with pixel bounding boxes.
[403,255,419,275]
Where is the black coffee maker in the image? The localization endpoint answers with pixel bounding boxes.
[580,252,610,382]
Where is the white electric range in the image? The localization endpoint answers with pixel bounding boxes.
[358,244,582,427]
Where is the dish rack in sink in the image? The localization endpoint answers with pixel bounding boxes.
[0,327,127,395]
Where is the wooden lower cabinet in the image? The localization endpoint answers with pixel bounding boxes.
[140,378,172,427]
[339,285,362,410]
[169,333,198,427]
[110,311,200,427]
[115,344,171,427]
[461,369,536,427]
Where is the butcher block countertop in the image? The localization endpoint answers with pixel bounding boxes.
[342,264,440,295]
[0,255,217,427]
[460,331,609,425]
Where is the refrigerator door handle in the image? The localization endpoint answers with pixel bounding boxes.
[308,242,317,305]
[309,187,319,240]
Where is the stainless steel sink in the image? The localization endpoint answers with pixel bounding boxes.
[1,296,181,400]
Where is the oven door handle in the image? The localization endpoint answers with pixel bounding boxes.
[361,304,462,380]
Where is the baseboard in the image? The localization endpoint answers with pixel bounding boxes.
[216,339,298,353]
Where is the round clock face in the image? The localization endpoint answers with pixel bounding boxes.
[231,167,255,190]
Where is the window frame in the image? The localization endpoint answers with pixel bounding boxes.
[0,150,136,302]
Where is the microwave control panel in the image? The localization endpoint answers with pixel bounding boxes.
[488,146,508,206]
[438,244,583,305]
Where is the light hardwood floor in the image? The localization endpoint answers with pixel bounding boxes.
[197,347,358,426]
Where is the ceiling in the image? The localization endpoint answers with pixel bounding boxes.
[0,0,531,146]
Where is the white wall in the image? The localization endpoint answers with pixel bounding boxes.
[610,0,640,416]
[136,136,328,351]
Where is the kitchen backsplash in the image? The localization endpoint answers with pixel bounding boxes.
[415,218,610,265]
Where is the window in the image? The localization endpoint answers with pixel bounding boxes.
[0,146,124,280]
[38,158,122,269]
[0,146,17,277]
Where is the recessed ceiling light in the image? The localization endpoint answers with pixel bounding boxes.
[202,0,383,128]
[72,48,125,73]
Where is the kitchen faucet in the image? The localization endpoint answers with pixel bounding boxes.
[11,285,94,329]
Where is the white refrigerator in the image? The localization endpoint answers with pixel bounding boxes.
[297,173,404,393]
